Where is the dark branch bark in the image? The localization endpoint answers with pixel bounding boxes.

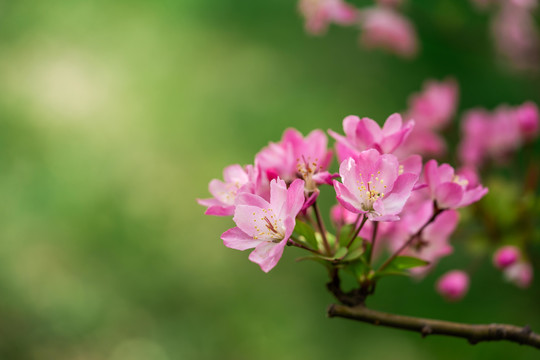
[327,304,540,349]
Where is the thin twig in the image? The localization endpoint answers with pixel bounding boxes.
[378,202,443,272]
[313,202,332,255]
[346,215,368,249]
[328,304,540,349]
[367,221,379,265]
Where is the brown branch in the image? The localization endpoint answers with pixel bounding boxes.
[327,304,540,349]
[312,202,332,255]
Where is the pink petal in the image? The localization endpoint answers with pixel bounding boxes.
[286,179,306,217]
[221,227,262,250]
[435,182,464,209]
[248,239,287,273]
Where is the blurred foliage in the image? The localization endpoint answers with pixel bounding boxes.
[0,0,538,359]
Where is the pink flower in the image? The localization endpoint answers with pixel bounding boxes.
[221,178,305,272]
[493,245,521,270]
[198,164,257,216]
[298,0,358,35]
[491,3,540,70]
[255,128,333,190]
[424,159,488,209]
[515,101,539,140]
[458,103,538,167]
[504,262,534,288]
[359,7,418,58]
[436,270,470,301]
[329,113,414,162]
[333,149,418,221]
[407,78,459,130]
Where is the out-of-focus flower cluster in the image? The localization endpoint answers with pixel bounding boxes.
[199,78,538,301]
[296,0,540,69]
[472,0,540,70]
[298,0,418,57]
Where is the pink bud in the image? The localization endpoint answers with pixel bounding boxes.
[493,245,521,270]
[504,262,533,288]
[436,270,469,301]
[330,204,358,226]
[515,101,539,140]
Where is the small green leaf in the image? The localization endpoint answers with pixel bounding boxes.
[388,256,430,270]
[334,247,348,259]
[372,256,429,279]
[346,259,371,282]
[338,225,354,247]
[293,220,318,249]
[342,246,364,261]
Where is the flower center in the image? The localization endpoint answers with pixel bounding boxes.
[356,171,387,211]
[252,209,284,242]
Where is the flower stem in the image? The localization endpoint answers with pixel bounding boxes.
[346,215,368,249]
[367,221,379,265]
[312,202,332,255]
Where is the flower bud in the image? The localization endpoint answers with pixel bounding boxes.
[330,204,357,226]
[493,245,521,270]
[436,270,469,301]
[504,262,533,289]
[515,102,539,140]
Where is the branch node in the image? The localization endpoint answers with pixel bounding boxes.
[522,325,532,336]
[327,304,336,318]
[421,325,433,338]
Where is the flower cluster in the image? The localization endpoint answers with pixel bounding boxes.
[200,80,537,299]
[458,102,539,168]
[297,0,540,69]
[298,0,418,57]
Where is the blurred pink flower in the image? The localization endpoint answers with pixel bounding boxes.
[407,78,459,130]
[198,164,258,216]
[424,159,488,209]
[329,113,414,162]
[221,178,305,272]
[256,128,333,190]
[493,245,521,270]
[359,7,418,58]
[504,262,534,288]
[333,149,418,221]
[436,270,470,301]
[330,203,358,226]
[459,102,538,167]
[515,101,539,139]
[298,0,358,35]
[492,3,539,70]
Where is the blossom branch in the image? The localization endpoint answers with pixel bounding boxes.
[327,304,540,349]
[378,201,443,272]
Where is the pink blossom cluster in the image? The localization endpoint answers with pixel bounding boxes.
[471,0,540,70]
[458,102,539,168]
[298,0,418,57]
[199,106,491,280]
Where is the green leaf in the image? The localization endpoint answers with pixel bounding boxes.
[388,256,430,270]
[334,247,348,259]
[338,225,354,247]
[293,220,318,249]
[342,246,364,262]
[345,259,371,282]
[372,256,429,279]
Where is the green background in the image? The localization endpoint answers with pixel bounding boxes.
[0,0,539,359]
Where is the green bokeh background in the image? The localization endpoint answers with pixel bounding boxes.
[0,0,539,359]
